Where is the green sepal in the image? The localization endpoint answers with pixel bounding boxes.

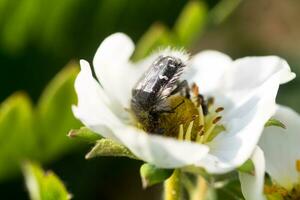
[173,0,208,46]
[23,162,71,200]
[238,159,255,175]
[68,127,102,143]
[85,139,139,160]
[181,165,210,181]
[265,118,286,129]
[140,163,173,188]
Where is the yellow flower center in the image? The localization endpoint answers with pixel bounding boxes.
[158,83,225,144]
[265,184,300,200]
[131,83,226,144]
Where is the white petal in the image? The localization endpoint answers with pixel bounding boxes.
[194,154,236,174]
[72,60,123,139]
[197,56,295,173]
[226,56,295,88]
[112,126,209,168]
[198,69,278,173]
[259,105,300,190]
[185,50,232,95]
[239,147,266,200]
[219,56,295,110]
[225,56,295,90]
[93,33,143,108]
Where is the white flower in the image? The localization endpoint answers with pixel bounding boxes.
[72,32,295,173]
[240,105,300,200]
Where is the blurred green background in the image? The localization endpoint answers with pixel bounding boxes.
[0,0,299,199]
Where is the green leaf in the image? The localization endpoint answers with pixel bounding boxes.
[85,138,138,160]
[208,0,242,25]
[68,127,102,143]
[36,62,81,161]
[238,159,255,175]
[140,163,173,188]
[1,0,39,52]
[133,1,208,61]
[0,92,36,180]
[23,162,70,200]
[173,1,208,47]
[265,118,286,129]
[133,23,175,61]
[0,62,82,181]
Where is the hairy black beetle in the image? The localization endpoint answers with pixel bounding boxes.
[131,55,187,134]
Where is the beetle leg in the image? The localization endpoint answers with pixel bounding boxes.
[170,80,190,98]
[154,99,185,114]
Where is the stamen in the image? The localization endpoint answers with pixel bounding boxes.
[213,116,222,124]
[198,106,205,126]
[203,123,217,142]
[192,83,199,96]
[215,107,224,113]
[207,97,214,109]
[200,135,205,143]
[185,121,194,141]
[195,126,204,142]
[191,83,202,107]
[178,124,184,140]
[197,134,205,143]
[207,125,225,142]
[198,125,204,132]
[193,95,201,107]
[296,160,300,172]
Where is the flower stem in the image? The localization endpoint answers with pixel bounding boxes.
[192,176,207,200]
[164,169,182,200]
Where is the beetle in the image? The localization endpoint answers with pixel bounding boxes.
[131,55,188,134]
